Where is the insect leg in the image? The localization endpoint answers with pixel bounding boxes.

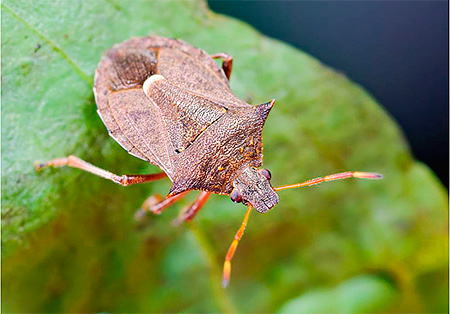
[212,53,233,80]
[34,155,167,186]
[222,205,253,288]
[136,191,190,220]
[172,191,211,226]
[274,171,383,191]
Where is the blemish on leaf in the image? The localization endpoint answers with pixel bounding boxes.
[34,43,41,53]
[19,60,33,76]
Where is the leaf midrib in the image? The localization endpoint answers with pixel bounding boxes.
[2,1,93,86]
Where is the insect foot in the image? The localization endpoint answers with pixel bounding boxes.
[134,194,164,221]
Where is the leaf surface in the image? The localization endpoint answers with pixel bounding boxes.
[2,0,447,312]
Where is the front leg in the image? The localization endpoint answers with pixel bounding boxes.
[35,155,167,186]
[212,53,233,80]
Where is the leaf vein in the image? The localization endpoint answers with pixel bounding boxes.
[2,2,93,86]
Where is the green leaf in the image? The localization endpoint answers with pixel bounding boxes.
[278,274,397,314]
[2,0,448,313]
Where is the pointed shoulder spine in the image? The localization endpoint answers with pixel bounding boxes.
[254,99,276,122]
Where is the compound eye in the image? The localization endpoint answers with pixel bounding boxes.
[230,189,242,203]
[260,168,272,180]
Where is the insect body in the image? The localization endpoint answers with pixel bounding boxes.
[36,36,382,287]
[94,36,279,213]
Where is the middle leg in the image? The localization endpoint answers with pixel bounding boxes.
[135,191,190,220]
[172,191,211,226]
[212,53,233,80]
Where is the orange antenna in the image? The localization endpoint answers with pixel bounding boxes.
[274,171,383,191]
[222,204,253,288]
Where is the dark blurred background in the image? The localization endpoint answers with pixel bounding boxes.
[209,0,449,187]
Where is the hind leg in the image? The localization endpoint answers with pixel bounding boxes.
[35,155,167,186]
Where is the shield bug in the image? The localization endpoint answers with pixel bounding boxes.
[35,36,382,287]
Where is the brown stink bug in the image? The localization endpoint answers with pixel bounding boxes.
[35,36,382,287]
